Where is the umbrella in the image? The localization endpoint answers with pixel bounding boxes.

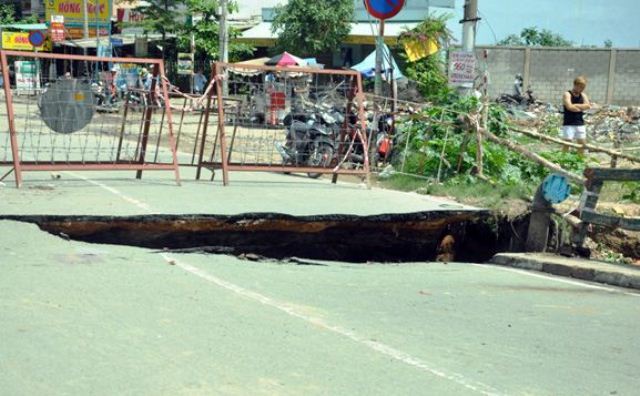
[228,57,270,75]
[265,52,307,67]
[351,44,405,81]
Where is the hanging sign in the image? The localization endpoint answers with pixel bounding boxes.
[449,51,476,86]
[50,15,65,42]
[364,0,405,20]
[177,53,194,75]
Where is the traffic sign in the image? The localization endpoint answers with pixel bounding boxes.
[364,0,405,20]
[28,30,46,48]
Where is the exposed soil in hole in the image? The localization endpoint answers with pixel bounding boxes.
[2,211,531,263]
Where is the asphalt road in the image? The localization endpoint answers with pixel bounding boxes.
[1,170,639,395]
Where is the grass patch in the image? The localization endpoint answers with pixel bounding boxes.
[377,174,532,213]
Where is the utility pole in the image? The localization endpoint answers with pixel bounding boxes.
[95,0,100,61]
[82,0,89,55]
[460,0,479,94]
[219,0,229,96]
[461,0,479,54]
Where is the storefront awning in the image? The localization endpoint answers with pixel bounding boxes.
[59,35,136,49]
[238,22,418,46]
[58,33,168,49]
[0,23,48,31]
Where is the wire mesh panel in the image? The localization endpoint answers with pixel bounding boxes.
[0,50,180,187]
[203,62,371,185]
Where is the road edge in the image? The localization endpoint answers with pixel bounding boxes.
[490,253,640,291]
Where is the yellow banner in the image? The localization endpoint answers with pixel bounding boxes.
[403,38,439,62]
[1,32,45,51]
[45,0,111,26]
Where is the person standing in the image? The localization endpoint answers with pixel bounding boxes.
[562,76,591,155]
[193,69,207,95]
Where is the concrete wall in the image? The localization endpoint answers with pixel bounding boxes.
[472,46,640,106]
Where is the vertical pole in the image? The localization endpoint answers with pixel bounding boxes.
[190,32,195,94]
[219,0,229,96]
[606,48,617,105]
[460,0,479,95]
[95,0,100,60]
[1,51,23,187]
[196,80,214,180]
[523,47,531,91]
[159,62,182,186]
[477,102,487,177]
[357,73,371,189]
[82,0,89,54]
[214,63,229,185]
[115,92,131,162]
[374,20,384,97]
[135,64,159,179]
[461,0,478,52]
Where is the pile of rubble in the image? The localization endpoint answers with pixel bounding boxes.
[507,103,640,146]
[588,105,640,144]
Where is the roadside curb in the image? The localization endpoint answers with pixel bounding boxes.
[490,253,640,291]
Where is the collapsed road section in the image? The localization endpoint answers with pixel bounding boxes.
[1,211,529,263]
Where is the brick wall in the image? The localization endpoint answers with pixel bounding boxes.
[466,46,640,106]
[613,50,640,106]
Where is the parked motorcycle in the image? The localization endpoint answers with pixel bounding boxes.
[346,110,395,167]
[275,103,340,179]
[91,82,121,112]
[496,74,539,108]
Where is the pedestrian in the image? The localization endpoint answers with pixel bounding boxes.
[193,69,207,95]
[562,76,591,155]
[139,68,150,90]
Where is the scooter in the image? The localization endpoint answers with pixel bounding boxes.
[275,105,338,179]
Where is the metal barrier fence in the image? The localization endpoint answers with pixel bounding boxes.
[0,50,180,187]
[202,62,371,185]
[573,168,640,252]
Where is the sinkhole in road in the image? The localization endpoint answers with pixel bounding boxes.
[4,211,529,263]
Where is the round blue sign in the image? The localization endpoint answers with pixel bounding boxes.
[364,0,406,20]
[28,30,46,47]
[542,173,572,204]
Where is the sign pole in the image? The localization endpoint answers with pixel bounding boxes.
[365,0,404,96]
[374,20,384,96]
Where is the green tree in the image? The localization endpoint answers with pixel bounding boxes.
[132,0,253,61]
[498,27,573,47]
[271,0,354,56]
[134,0,187,40]
[0,3,16,25]
[183,0,253,61]
[604,39,613,48]
[397,14,455,102]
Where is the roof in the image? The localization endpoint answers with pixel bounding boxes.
[238,21,417,46]
[0,23,48,31]
[58,33,167,49]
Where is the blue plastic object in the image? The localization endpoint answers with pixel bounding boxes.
[542,173,571,204]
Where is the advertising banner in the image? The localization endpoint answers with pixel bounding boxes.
[45,0,112,28]
[2,32,45,51]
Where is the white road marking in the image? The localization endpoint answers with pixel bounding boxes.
[66,172,154,213]
[67,172,503,395]
[472,263,640,297]
[163,254,502,396]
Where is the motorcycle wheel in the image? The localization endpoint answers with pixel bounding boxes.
[306,141,334,179]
